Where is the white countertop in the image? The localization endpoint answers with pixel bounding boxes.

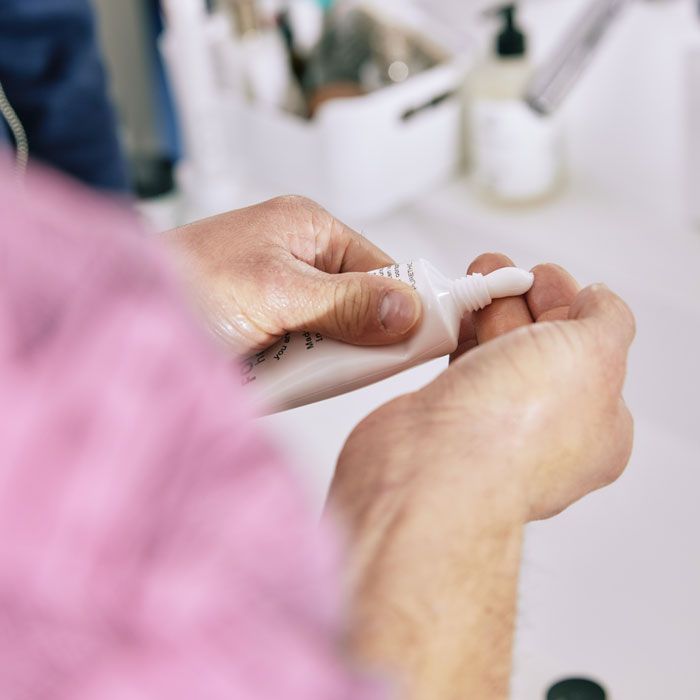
[253,1,700,697]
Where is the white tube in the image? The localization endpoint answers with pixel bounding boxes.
[241,259,534,414]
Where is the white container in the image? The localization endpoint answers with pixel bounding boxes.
[160,1,474,221]
[241,259,534,414]
[223,59,469,220]
[469,4,563,204]
[470,71,563,204]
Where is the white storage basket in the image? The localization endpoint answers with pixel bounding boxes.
[224,58,468,220]
[161,0,474,221]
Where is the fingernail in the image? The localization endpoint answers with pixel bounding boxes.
[379,290,420,334]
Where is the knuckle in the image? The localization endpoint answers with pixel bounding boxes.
[271,194,305,206]
[263,195,314,221]
[271,195,332,236]
[271,194,319,214]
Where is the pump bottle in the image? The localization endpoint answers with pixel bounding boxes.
[241,259,533,414]
[469,3,563,204]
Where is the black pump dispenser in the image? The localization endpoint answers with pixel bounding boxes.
[493,4,526,58]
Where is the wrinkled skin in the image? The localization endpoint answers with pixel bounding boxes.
[328,254,635,699]
[162,195,635,698]
[332,253,634,530]
[161,196,422,355]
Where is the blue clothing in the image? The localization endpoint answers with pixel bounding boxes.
[0,0,129,192]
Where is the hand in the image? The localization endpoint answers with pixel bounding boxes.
[327,254,635,699]
[332,252,635,527]
[160,196,422,355]
[430,252,635,522]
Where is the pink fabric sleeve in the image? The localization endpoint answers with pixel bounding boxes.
[0,160,387,700]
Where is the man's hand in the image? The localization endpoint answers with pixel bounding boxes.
[327,254,635,699]
[160,196,422,355]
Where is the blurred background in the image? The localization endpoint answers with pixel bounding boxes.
[81,0,700,696]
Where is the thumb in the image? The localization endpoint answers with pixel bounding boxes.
[284,270,422,345]
[569,283,636,392]
[569,283,636,351]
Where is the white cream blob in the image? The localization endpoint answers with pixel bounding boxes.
[484,267,535,299]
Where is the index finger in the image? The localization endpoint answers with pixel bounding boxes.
[569,283,636,352]
[468,253,533,344]
[316,213,395,273]
[341,228,396,272]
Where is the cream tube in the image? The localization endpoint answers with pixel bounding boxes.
[241,259,534,413]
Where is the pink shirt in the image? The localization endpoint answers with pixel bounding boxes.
[0,160,385,700]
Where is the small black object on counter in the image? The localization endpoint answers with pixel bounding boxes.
[546,677,607,700]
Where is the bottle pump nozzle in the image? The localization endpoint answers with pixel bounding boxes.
[488,3,526,58]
